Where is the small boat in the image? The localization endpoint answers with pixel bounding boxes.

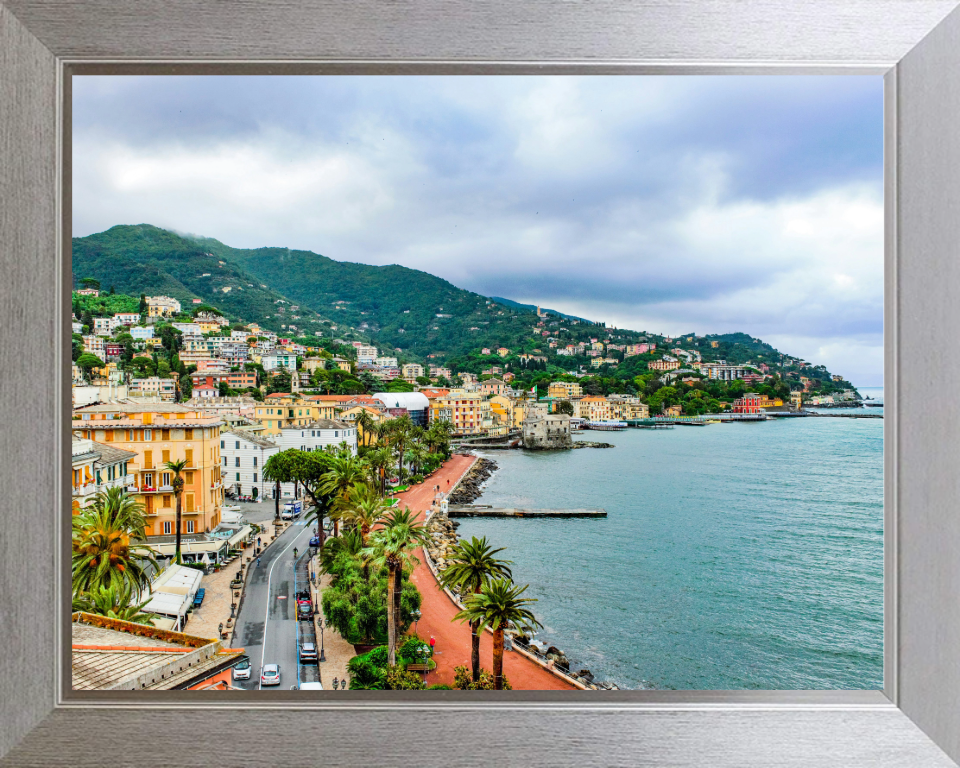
[585,420,627,431]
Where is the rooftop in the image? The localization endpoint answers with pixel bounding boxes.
[72,613,243,691]
[285,419,351,431]
[222,428,279,449]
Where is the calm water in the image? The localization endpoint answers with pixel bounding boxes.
[460,387,884,690]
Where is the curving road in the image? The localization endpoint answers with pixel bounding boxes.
[231,519,318,690]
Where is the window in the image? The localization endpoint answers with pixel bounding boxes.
[163,494,171,507]
[236,472,241,481]
[186,520,195,534]
[253,456,257,467]
[143,473,153,487]
[235,457,240,467]
[185,428,194,440]
[144,428,152,440]
[222,456,226,466]
[162,472,171,486]
[236,440,240,450]
[163,521,172,535]
[185,493,195,512]
[220,439,224,449]
[253,473,258,483]
[186,471,194,484]
[161,449,170,464]
[162,429,170,440]
[185,449,193,466]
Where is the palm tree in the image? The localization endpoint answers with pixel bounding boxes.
[330,483,391,544]
[406,444,430,477]
[317,527,364,575]
[366,446,394,495]
[454,578,542,690]
[318,454,370,536]
[72,488,157,598]
[355,409,376,448]
[440,536,513,683]
[361,507,429,665]
[72,582,157,625]
[163,459,188,564]
[388,415,413,477]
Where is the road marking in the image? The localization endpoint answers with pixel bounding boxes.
[257,524,311,690]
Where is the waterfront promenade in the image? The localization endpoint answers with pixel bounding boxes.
[394,455,576,690]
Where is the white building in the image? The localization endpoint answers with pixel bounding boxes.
[130,325,155,340]
[93,317,117,336]
[262,352,296,371]
[276,419,357,454]
[146,295,181,317]
[220,428,280,500]
[114,312,140,326]
[129,376,177,401]
[355,345,378,364]
[82,335,105,358]
[171,322,202,336]
[375,356,398,368]
[401,363,424,380]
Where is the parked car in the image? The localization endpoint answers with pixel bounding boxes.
[260,663,281,686]
[309,535,322,548]
[297,682,324,690]
[299,642,318,663]
[232,656,251,681]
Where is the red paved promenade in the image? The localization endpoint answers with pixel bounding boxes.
[394,455,576,690]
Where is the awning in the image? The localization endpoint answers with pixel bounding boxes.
[227,524,253,548]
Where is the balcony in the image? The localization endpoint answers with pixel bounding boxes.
[158,484,174,492]
[72,483,96,497]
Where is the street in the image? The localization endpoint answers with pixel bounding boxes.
[230,518,318,690]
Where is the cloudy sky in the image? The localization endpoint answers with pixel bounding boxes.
[73,76,884,386]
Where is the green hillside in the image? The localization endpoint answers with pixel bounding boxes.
[71,225,340,336]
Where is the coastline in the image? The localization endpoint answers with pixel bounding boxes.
[424,454,618,690]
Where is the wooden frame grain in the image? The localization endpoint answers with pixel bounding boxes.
[3,2,960,765]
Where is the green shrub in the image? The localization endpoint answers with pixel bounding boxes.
[384,665,426,690]
[427,684,453,690]
[398,635,432,665]
[347,658,386,690]
[453,665,512,691]
[411,474,424,484]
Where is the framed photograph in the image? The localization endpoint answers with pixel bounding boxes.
[3,1,960,766]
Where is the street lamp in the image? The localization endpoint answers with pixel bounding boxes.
[340,679,346,690]
[412,608,421,636]
[218,622,224,639]
[332,676,339,690]
[317,618,326,663]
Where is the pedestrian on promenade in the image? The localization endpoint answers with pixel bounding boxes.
[257,537,261,547]
[429,636,436,653]
[257,556,261,567]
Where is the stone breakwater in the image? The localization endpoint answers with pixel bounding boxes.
[448,457,498,504]
[425,505,619,690]
[571,441,614,449]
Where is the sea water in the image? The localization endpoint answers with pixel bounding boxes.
[458,388,884,689]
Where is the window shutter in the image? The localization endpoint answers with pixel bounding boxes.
[186,493,195,512]
[185,448,193,465]
[144,450,153,469]
[162,449,170,464]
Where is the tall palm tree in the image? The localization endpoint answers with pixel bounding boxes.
[366,446,394,495]
[355,409,376,448]
[454,578,542,690]
[164,459,188,563]
[318,453,370,536]
[440,537,513,683]
[330,483,391,544]
[406,444,430,476]
[72,582,157,625]
[317,528,364,575]
[388,415,413,477]
[361,507,429,665]
[72,488,157,598]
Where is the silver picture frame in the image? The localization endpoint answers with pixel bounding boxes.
[2,1,960,764]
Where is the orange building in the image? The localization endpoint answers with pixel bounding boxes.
[72,404,223,537]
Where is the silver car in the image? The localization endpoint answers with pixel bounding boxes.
[260,663,281,686]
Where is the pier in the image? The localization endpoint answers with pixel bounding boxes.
[448,506,607,518]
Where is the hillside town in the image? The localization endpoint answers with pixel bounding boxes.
[70,284,865,692]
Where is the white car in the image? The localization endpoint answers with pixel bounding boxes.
[260,663,281,686]
[232,657,251,681]
[297,682,324,691]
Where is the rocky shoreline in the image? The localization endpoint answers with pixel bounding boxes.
[448,457,498,504]
[571,440,615,449]
[427,457,619,690]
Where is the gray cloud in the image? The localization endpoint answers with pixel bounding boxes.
[72,75,884,385]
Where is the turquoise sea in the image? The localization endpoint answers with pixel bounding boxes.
[460,387,884,690]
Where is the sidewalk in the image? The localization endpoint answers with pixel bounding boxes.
[310,555,359,689]
[394,455,576,690]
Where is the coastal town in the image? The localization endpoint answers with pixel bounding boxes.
[71,282,870,691]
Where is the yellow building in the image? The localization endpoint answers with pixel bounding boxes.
[548,381,583,400]
[146,295,181,318]
[253,395,333,435]
[72,403,223,537]
[196,319,222,334]
[790,391,803,409]
[432,390,492,435]
[576,395,611,421]
[488,395,526,430]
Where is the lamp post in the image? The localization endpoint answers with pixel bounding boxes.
[332,676,339,691]
[218,622,224,640]
[317,618,326,663]
[412,608,421,637]
[340,679,346,690]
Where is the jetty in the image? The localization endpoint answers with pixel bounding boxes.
[448,506,606,518]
